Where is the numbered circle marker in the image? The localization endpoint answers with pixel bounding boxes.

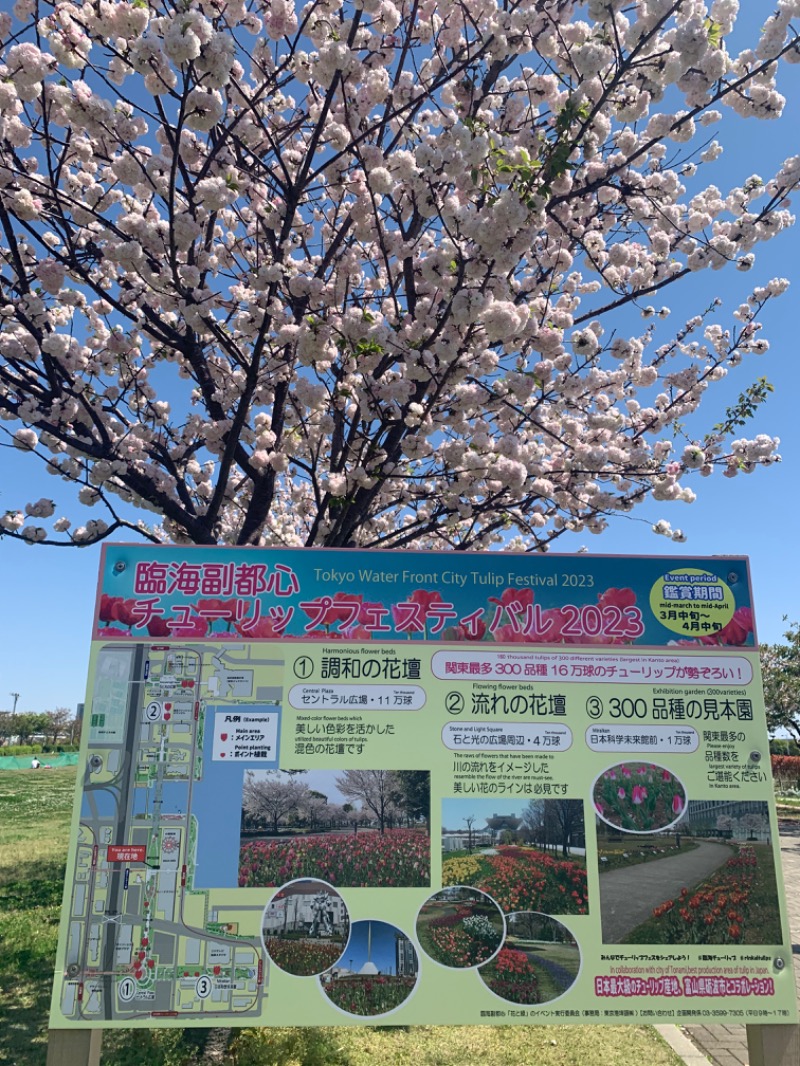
[118,977,136,1002]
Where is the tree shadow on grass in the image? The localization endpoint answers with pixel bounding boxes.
[0,857,67,1066]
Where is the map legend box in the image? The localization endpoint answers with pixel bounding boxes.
[211,711,280,763]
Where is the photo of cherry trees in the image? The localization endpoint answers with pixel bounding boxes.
[239,769,430,888]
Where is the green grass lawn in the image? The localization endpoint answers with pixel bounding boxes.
[0,768,685,1066]
[0,768,77,1066]
[509,940,581,976]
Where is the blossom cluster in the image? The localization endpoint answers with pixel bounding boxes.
[0,2,797,550]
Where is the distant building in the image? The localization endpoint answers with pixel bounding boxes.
[679,800,769,840]
[442,831,491,852]
[485,813,521,842]
[262,883,348,938]
[395,934,418,977]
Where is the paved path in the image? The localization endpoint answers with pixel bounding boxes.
[684,822,800,1066]
[599,842,734,943]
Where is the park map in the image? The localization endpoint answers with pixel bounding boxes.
[49,546,799,1030]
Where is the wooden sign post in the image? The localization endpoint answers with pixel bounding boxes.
[746,1022,800,1066]
[46,1030,102,1066]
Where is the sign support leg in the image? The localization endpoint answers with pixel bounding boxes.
[746,1023,800,1066]
[46,1029,103,1066]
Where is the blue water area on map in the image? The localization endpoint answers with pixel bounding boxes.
[129,705,282,890]
[81,787,119,819]
[131,781,189,819]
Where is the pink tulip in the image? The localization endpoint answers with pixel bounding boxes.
[617,787,626,800]
[672,795,683,815]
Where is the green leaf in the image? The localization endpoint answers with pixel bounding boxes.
[704,18,724,48]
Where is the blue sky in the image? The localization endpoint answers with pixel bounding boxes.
[442,798,526,831]
[340,920,410,975]
[2,9,800,714]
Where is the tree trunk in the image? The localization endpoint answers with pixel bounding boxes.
[198,1027,231,1064]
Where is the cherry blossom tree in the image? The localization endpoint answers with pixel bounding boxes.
[761,619,800,743]
[242,769,310,833]
[335,768,398,831]
[0,0,799,552]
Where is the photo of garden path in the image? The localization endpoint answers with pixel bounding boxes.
[441,797,588,914]
[262,879,349,977]
[239,769,430,888]
[416,887,504,968]
[319,920,418,1017]
[478,913,580,1005]
[599,801,782,944]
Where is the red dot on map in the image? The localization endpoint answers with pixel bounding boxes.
[220,733,228,741]
[142,938,148,946]
[165,703,172,710]
[220,752,225,758]
[164,713,171,720]
[194,971,200,977]
[147,960,155,969]
[213,966,220,975]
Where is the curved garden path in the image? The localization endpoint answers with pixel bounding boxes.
[599,841,734,943]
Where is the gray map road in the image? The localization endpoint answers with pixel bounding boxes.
[599,841,734,943]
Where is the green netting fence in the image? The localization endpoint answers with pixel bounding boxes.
[0,753,79,770]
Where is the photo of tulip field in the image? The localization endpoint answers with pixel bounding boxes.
[441,799,588,915]
[643,846,780,945]
[239,769,430,888]
[261,879,349,976]
[593,762,686,834]
[319,921,418,1017]
[416,887,505,968]
[478,913,580,1005]
[598,802,783,945]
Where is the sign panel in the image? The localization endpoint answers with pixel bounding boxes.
[50,547,796,1028]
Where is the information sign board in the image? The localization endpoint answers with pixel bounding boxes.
[50,547,796,1028]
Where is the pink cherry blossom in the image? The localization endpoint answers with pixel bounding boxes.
[0,3,795,550]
